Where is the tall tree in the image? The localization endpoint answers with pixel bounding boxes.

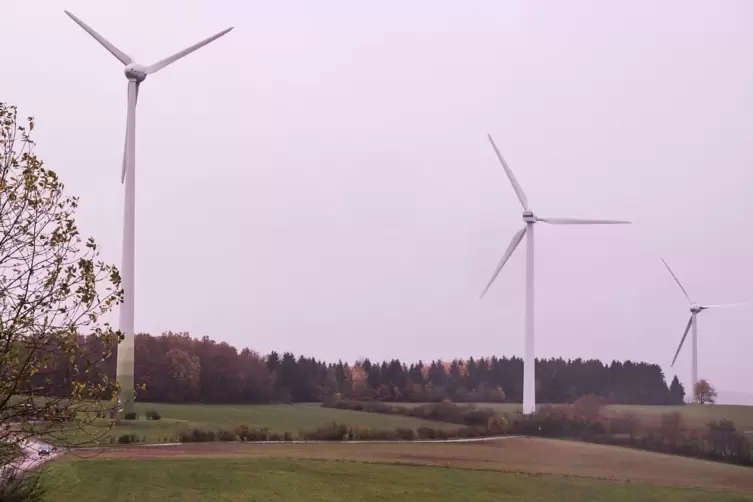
[165,347,201,402]
[668,375,686,405]
[694,379,717,404]
[0,103,123,476]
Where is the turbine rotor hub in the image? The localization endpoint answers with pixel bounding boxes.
[522,210,537,223]
[124,63,147,82]
[690,304,703,314]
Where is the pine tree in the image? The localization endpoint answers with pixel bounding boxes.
[668,375,686,405]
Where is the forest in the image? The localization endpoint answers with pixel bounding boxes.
[60,331,686,406]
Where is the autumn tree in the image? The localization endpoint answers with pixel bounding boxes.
[165,347,201,402]
[694,379,717,404]
[571,393,606,421]
[0,103,123,461]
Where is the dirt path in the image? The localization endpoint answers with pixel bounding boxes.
[1,435,60,483]
[71,437,753,492]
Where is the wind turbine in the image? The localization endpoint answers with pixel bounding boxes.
[480,134,631,415]
[660,257,748,394]
[65,10,233,415]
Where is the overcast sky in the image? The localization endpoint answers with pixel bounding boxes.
[4,0,753,402]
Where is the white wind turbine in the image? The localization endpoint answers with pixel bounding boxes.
[480,134,631,415]
[65,10,233,415]
[660,257,748,394]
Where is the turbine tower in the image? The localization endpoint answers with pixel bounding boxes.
[480,134,631,415]
[65,10,233,415]
[660,257,748,394]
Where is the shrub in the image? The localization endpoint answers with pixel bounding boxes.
[660,412,685,443]
[283,431,294,442]
[217,429,237,442]
[268,432,282,441]
[354,427,400,441]
[231,426,271,442]
[117,433,139,444]
[708,419,737,432]
[416,426,438,439]
[247,428,270,442]
[571,394,605,421]
[394,428,416,440]
[486,413,509,434]
[145,410,161,421]
[0,470,46,502]
[510,405,606,440]
[456,426,482,438]
[607,412,639,436]
[235,424,250,441]
[179,428,216,443]
[302,422,350,441]
[123,412,138,420]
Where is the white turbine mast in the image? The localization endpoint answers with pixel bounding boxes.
[65,10,233,415]
[660,257,748,394]
[480,134,631,415]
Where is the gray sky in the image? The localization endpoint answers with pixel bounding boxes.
[5,0,753,402]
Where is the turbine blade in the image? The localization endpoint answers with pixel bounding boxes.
[537,217,631,225]
[701,302,749,309]
[64,11,132,65]
[480,226,527,299]
[145,27,234,75]
[671,316,694,367]
[487,134,529,210]
[660,257,692,303]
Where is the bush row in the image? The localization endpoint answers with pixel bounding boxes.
[114,435,177,444]
[322,398,509,433]
[299,421,494,441]
[513,397,753,467]
[159,422,500,444]
[119,410,161,421]
[325,394,753,467]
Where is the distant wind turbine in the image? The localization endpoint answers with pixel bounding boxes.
[65,10,233,415]
[660,257,748,393]
[480,134,631,415]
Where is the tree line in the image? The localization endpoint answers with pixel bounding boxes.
[54,331,686,406]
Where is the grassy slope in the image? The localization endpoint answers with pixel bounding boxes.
[46,402,456,445]
[41,457,753,502]
[83,437,753,492]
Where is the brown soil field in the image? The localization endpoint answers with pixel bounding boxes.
[71,438,753,492]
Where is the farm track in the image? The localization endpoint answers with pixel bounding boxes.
[71,434,522,452]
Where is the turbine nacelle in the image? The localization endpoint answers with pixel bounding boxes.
[689,304,705,314]
[124,63,147,82]
[522,210,537,223]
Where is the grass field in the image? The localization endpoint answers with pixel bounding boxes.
[43,438,753,501]
[44,402,457,446]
